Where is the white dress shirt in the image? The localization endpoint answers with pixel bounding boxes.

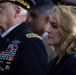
[41,32,48,39]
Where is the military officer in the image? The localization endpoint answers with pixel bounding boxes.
[0,0,48,75]
[26,0,57,62]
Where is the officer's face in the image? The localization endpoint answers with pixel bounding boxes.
[26,8,49,35]
[0,2,16,33]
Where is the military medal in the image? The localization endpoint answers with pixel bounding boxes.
[0,39,21,71]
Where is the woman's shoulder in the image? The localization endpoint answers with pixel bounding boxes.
[65,53,76,61]
[62,53,76,64]
[62,53,76,75]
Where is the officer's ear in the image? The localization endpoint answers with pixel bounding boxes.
[14,6,22,18]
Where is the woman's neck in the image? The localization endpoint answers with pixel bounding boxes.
[54,46,63,60]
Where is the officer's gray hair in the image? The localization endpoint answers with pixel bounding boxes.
[8,2,27,16]
[20,7,27,16]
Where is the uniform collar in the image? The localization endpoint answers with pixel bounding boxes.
[1,23,21,38]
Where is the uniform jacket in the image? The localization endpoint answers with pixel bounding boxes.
[47,53,76,75]
[0,22,48,75]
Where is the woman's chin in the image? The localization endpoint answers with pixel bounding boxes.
[48,42,54,46]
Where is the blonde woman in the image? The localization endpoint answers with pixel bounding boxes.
[46,5,76,75]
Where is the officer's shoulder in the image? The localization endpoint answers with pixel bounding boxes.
[25,33,42,40]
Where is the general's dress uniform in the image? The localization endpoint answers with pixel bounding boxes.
[0,0,48,75]
[0,22,48,75]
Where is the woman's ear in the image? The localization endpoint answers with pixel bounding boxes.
[14,6,22,18]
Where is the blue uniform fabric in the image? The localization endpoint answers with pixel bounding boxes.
[0,22,48,75]
[47,53,76,75]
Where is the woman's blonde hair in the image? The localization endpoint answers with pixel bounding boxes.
[54,5,76,55]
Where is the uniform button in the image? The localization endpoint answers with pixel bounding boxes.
[1,68,4,71]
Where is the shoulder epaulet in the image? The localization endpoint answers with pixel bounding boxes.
[25,33,42,40]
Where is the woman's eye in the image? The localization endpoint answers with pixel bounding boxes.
[51,22,58,28]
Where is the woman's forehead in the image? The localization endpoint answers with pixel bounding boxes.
[51,13,57,22]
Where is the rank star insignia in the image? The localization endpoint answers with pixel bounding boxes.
[26,33,42,40]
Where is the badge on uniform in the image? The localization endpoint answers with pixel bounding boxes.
[26,33,42,40]
[5,61,11,71]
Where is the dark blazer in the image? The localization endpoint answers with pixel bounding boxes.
[0,22,48,75]
[47,53,76,75]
